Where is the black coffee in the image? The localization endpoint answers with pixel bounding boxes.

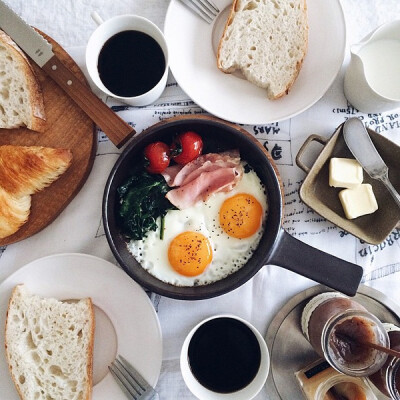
[187,317,261,393]
[97,30,165,97]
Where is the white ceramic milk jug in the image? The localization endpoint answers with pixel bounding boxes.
[344,20,400,113]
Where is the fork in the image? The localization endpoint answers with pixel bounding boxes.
[178,0,220,23]
[109,355,159,400]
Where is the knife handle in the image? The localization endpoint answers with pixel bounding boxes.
[42,55,135,148]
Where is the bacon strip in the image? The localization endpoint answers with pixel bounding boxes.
[163,150,243,209]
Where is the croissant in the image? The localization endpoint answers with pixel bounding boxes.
[0,145,72,238]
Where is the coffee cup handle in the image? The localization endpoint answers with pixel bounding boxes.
[91,11,104,26]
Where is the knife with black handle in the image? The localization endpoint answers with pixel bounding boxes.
[0,0,135,148]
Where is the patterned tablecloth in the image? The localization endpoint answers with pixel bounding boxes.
[1,1,400,398]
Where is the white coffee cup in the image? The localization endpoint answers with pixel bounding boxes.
[86,12,169,106]
[180,314,270,400]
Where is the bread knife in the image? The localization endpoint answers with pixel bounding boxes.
[0,0,135,148]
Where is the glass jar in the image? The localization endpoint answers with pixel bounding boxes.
[369,324,400,398]
[295,359,378,400]
[302,293,389,376]
[386,357,400,399]
[315,373,378,400]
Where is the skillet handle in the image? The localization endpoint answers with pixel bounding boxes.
[268,230,363,296]
[296,134,328,173]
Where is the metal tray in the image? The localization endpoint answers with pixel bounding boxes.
[265,285,400,399]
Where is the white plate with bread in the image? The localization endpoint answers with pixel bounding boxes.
[164,0,346,125]
[0,253,162,400]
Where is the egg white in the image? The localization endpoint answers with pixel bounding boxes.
[127,163,268,286]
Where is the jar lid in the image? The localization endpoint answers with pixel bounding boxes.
[301,292,346,340]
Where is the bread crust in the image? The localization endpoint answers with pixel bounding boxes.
[4,285,26,400]
[86,298,95,400]
[216,0,239,72]
[217,0,309,100]
[0,30,46,132]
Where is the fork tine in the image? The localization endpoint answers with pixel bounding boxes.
[178,0,217,23]
[114,359,145,395]
[117,356,149,390]
[109,364,140,400]
[197,0,220,15]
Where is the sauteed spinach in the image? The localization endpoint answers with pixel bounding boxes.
[117,167,176,240]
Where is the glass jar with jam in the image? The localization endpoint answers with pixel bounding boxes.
[302,292,389,377]
[369,324,400,399]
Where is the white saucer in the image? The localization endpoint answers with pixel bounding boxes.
[164,0,346,125]
[0,253,162,400]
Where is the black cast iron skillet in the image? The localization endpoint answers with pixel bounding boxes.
[103,115,363,300]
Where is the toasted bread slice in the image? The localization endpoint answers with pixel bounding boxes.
[0,188,31,239]
[0,29,46,132]
[5,284,95,400]
[217,0,308,100]
[0,145,72,197]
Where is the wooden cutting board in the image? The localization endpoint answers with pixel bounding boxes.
[0,31,97,246]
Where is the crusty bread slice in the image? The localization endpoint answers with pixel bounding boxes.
[0,29,46,132]
[0,145,72,197]
[5,284,95,400]
[217,0,308,100]
[0,188,31,239]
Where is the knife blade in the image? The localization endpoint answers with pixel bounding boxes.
[343,117,400,209]
[0,0,135,148]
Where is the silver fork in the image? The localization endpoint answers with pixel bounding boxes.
[178,0,220,23]
[109,355,159,400]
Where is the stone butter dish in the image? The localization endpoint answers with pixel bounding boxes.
[296,123,400,244]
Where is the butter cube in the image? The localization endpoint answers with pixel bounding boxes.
[339,184,378,219]
[329,158,363,189]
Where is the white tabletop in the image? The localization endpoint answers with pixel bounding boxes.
[2,1,400,399]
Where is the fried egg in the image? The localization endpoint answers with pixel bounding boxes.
[127,163,268,286]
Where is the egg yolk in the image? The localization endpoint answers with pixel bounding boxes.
[168,231,213,276]
[219,193,263,239]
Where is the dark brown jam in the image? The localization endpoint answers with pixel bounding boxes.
[97,30,165,97]
[369,330,400,396]
[330,317,375,364]
[308,297,367,357]
[187,317,261,393]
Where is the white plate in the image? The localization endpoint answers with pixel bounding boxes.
[0,253,162,400]
[164,0,346,125]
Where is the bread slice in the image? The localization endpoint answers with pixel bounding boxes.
[0,145,72,238]
[217,0,308,100]
[5,284,95,400]
[0,29,46,132]
[0,145,72,197]
[0,188,31,239]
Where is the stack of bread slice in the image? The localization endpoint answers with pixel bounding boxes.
[5,284,95,400]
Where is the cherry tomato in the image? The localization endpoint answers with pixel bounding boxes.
[144,141,170,173]
[171,131,203,165]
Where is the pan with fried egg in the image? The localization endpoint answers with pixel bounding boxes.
[103,115,363,300]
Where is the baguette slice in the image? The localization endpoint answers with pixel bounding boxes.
[0,145,72,197]
[5,284,95,400]
[217,0,308,100]
[0,29,46,132]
